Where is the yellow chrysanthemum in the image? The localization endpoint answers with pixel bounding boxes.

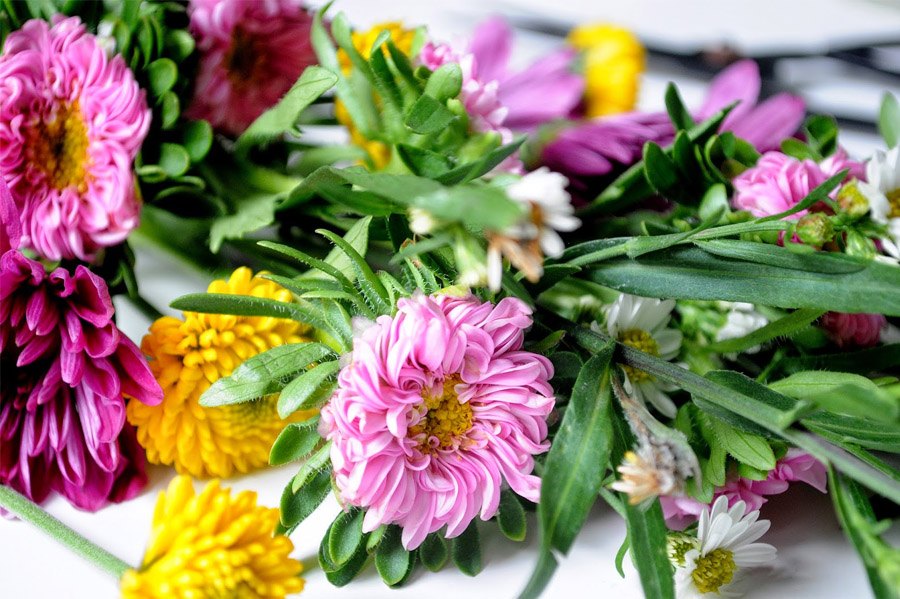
[335,21,417,170]
[127,267,317,478]
[120,476,303,598]
[567,24,645,118]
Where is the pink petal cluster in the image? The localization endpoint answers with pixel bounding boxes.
[186,0,317,136]
[732,149,864,219]
[0,17,150,262]
[661,450,827,530]
[320,293,555,549]
[820,312,886,348]
[1,186,162,510]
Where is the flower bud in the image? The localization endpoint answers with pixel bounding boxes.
[836,180,870,219]
[844,230,877,259]
[795,213,834,246]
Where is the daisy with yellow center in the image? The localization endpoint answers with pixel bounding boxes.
[127,267,316,478]
[596,293,683,417]
[858,145,900,259]
[567,24,646,118]
[335,22,418,169]
[120,476,304,598]
[673,496,776,597]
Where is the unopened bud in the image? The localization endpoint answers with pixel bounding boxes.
[845,230,877,259]
[836,180,870,219]
[796,213,834,246]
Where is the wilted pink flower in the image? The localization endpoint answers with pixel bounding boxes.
[820,312,886,348]
[732,149,863,219]
[661,450,827,530]
[0,214,162,509]
[320,293,555,549]
[186,0,316,135]
[0,17,150,262]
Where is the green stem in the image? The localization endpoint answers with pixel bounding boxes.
[125,293,164,321]
[0,485,132,579]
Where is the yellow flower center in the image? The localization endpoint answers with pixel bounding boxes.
[411,375,473,452]
[618,328,659,382]
[887,188,900,219]
[25,101,90,192]
[692,548,737,594]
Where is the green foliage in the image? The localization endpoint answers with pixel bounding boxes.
[879,93,900,147]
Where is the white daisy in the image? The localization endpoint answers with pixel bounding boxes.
[486,167,580,291]
[598,293,683,417]
[716,302,769,354]
[858,145,900,259]
[675,496,777,598]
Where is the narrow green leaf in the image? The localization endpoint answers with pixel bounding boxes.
[497,490,527,542]
[171,293,334,334]
[643,141,679,195]
[706,415,776,470]
[771,371,899,421]
[757,169,847,222]
[879,93,900,147]
[664,83,695,130]
[270,416,322,465]
[451,522,482,576]
[623,500,675,599]
[375,525,414,586]
[277,360,340,418]
[435,137,525,185]
[706,308,823,353]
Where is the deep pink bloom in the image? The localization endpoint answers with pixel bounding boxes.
[661,450,827,530]
[0,213,162,509]
[0,178,20,254]
[0,17,150,262]
[320,293,555,549]
[820,312,886,348]
[186,0,317,136]
[732,148,863,219]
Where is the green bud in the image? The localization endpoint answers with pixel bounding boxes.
[836,180,870,219]
[844,230,877,259]
[795,213,834,246]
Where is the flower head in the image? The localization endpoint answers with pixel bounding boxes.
[120,475,303,598]
[0,17,150,261]
[320,293,555,549]
[0,232,162,509]
[186,0,316,135]
[859,145,900,258]
[599,293,683,417]
[674,496,777,598]
[567,24,645,118]
[486,167,580,291]
[126,267,316,478]
[820,312,886,348]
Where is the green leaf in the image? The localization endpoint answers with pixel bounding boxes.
[321,216,373,282]
[781,344,900,375]
[451,522,482,576]
[164,29,195,62]
[236,66,337,152]
[706,414,776,470]
[159,91,179,129]
[424,63,463,101]
[706,307,823,353]
[182,120,213,163]
[270,416,322,465]
[209,194,278,252]
[281,466,331,528]
[497,490,527,542]
[328,508,365,567]
[199,342,332,407]
[643,142,679,195]
[170,293,333,333]
[879,93,900,147]
[664,83,694,130]
[802,412,900,453]
[375,525,414,586]
[523,343,615,597]
[291,442,332,492]
[319,526,369,586]
[435,137,525,185]
[757,169,847,222]
[771,372,899,421]
[623,500,675,599]
[405,94,456,134]
[419,533,449,572]
[585,241,900,316]
[317,228,391,314]
[147,58,177,97]
[277,360,340,418]
[397,144,453,178]
[158,143,190,177]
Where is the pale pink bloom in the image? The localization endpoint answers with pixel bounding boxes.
[0,17,150,261]
[820,312,886,348]
[320,293,555,549]
[661,449,827,530]
[186,0,316,135]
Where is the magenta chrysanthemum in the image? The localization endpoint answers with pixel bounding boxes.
[0,198,162,508]
[320,293,555,549]
[0,17,150,262]
[186,0,317,135]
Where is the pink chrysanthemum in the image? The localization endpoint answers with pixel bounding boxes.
[661,449,827,530]
[0,17,150,262]
[0,189,162,510]
[732,149,863,219]
[320,293,555,549]
[186,0,317,135]
[820,312,886,348]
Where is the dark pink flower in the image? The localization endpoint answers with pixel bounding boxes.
[0,239,162,510]
[820,312,886,348]
[661,450,827,530]
[186,0,317,136]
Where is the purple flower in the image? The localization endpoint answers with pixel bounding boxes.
[0,192,162,509]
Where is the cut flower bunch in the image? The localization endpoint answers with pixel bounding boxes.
[1,1,899,598]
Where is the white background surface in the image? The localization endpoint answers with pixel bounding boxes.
[2,0,899,597]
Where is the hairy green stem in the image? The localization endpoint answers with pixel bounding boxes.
[0,485,131,579]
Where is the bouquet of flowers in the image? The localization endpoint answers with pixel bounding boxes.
[1,1,898,598]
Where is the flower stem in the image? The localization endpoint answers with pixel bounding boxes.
[0,485,132,579]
